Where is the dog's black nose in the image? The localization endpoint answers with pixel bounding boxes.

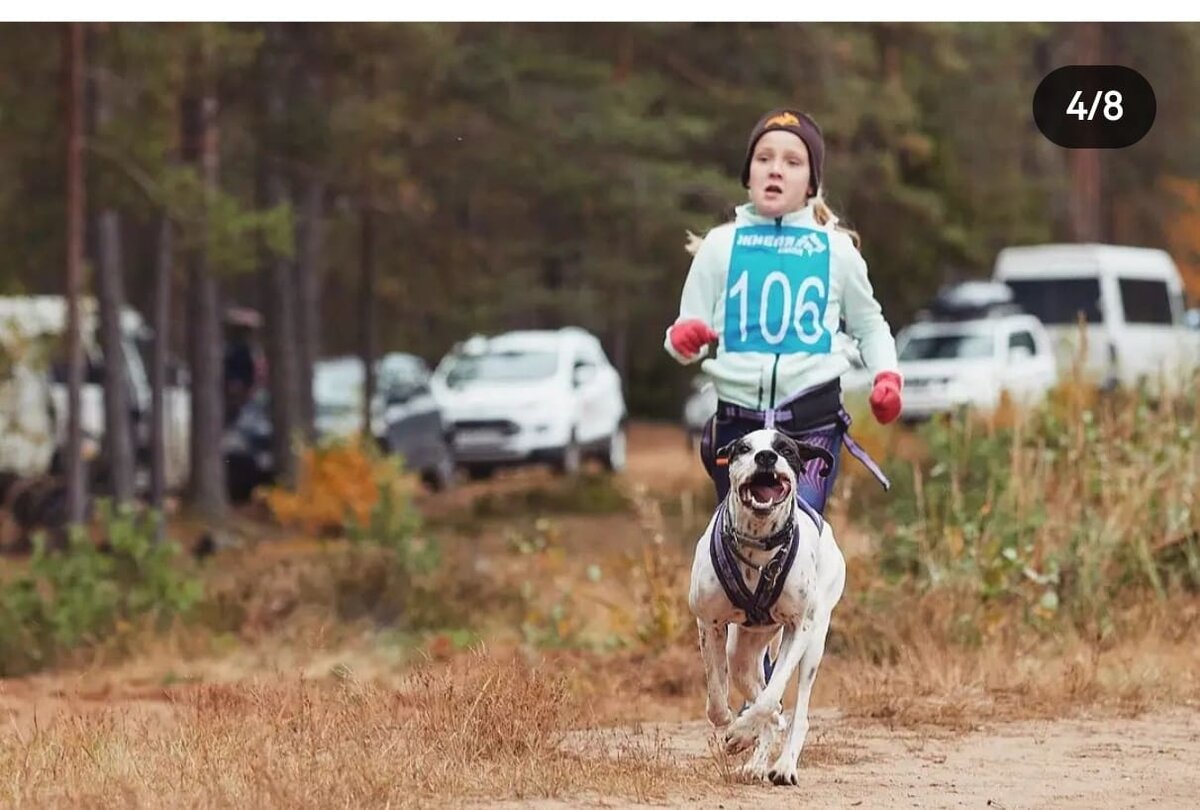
[754,449,777,468]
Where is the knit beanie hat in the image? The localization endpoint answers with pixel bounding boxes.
[740,108,824,195]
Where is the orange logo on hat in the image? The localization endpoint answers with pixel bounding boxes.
[765,112,801,128]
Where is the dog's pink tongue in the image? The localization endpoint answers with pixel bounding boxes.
[751,482,785,502]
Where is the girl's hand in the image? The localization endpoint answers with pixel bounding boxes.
[869,371,903,424]
[669,319,719,358]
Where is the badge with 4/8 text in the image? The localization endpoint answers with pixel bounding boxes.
[1033,65,1156,148]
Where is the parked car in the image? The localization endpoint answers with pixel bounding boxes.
[431,328,627,478]
[895,311,1058,421]
[376,353,456,491]
[313,357,377,442]
[994,244,1200,393]
[313,353,456,491]
[0,295,191,492]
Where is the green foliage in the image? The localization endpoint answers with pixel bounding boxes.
[344,462,437,575]
[335,458,451,629]
[875,385,1200,637]
[0,501,201,676]
[4,23,1200,417]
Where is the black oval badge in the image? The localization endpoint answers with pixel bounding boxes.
[1033,65,1156,148]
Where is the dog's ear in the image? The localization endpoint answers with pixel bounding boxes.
[774,434,836,479]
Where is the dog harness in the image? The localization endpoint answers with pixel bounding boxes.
[708,497,824,627]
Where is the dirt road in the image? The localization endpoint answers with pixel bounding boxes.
[481,708,1200,809]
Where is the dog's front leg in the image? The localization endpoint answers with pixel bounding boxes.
[697,619,733,728]
[767,609,832,786]
[725,608,813,758]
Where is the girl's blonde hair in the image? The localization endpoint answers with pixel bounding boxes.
[810,190,861,249]
[684,190,860,256]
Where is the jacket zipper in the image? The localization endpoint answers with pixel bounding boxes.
[769,216,783,409]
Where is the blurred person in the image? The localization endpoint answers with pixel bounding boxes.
[223,307,265,426]
[665,108,902,512]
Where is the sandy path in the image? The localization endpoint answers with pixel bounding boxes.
[477,708,1200,809]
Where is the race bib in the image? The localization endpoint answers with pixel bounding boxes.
[723,225,832,355]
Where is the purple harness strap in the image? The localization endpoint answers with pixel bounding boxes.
[709,498,824,627]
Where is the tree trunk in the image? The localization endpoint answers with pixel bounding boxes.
[182,44,227,524]
[63,21,87,525]
[259,22,300,487]
[96,210,136,503]
[293,45,324,442]
[87,32,137,507]
[1068,23,1104,243]
[358,203,377,442]
[150,214,172,534]
[295,176,324,441]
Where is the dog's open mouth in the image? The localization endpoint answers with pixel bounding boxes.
[738,471,792,512]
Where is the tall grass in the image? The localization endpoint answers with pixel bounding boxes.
[871,373,1200,641]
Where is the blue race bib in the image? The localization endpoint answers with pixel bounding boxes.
[723,225,832,355]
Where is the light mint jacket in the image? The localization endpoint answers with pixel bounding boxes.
[665,202,899,410]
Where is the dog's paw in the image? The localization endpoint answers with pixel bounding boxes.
[706,703,734,729]
[767,757,799,787]
[738,758,769,783]
[723,712,765,755]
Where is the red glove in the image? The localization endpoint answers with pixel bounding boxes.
[869,371,903,425]
[669,319,718,359]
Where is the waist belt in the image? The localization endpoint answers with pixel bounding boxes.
[716,381,891,492]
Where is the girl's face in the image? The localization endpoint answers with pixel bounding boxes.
[747,130,813,217]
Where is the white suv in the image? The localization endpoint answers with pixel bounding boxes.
[431,328,627,478]
[896,312,1058,421]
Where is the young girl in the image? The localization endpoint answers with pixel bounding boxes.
[666,108,902,512]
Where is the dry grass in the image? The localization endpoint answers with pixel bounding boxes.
[3,582,1199,807]
[824,582,1200,730]
[5,413,1200,806]
[0,651,689,809]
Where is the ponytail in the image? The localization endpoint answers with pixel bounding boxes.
[811,190,861,249]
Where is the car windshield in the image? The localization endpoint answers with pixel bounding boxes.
[445,349,558,387]
[378,354,424,392]
[899,332,995,361]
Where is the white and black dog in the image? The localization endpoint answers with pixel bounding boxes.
[688,428,846,786]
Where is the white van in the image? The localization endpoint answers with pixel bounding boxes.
[993,244,1200,393]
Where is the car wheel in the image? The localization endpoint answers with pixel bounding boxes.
[553,433,582,477]
[601,425,627,472]
[422,455,457,492]
[465,464,495,481]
